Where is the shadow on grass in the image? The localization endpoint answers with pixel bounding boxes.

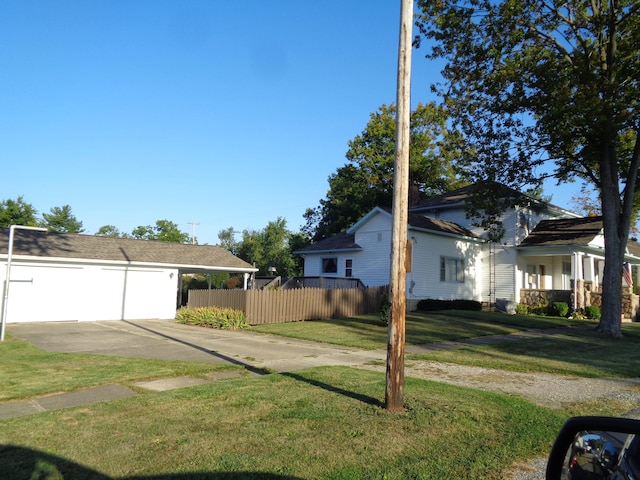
[0,445,304,480]
[280,371,384,408]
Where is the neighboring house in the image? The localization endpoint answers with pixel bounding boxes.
[296,185,640,318]
[1,228,257,323]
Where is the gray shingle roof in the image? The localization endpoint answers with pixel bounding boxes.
[407,212,480,239]
[294,232,361,254]
[0,228,256,271]
[519,216,603,247]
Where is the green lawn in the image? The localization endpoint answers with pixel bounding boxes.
[407,326,640,378]
[0,366,565,480]
[252,309,592,349]
[0,334,243,402]
[253,310,640,378]
[1,311,637,479]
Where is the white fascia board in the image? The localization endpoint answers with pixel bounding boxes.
[347,207,390,234]
[1,254,258,273]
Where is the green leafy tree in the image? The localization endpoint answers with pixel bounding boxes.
[96,225,129,238]
[217,227,239,255]
[0,196,38,227]
[40,205,84,233]
[416,0,640,337]
[131,220,190,243]
[304,102,464,241]
[233,217,305,277]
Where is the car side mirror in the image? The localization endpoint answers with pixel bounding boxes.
[546,416,640,479]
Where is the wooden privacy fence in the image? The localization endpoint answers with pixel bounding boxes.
[187,286,388,325]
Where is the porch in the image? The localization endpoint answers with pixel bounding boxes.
[519,282,639,321]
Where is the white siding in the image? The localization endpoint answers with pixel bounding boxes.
[302,253,362,279]
[408,232,483,302]
[4,260,179,323]
[353,214,392,286]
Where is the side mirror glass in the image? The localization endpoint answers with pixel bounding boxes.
[546,416,640,480]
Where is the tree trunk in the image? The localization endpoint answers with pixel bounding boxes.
[597,146,625,338]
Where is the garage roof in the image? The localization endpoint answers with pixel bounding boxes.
[0,228,257,273]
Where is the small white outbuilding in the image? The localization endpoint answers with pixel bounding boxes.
[1,228,257,323]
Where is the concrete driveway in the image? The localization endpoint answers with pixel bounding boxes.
[7,319,386,373]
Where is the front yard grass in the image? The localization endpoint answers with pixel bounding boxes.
[253,310,640,378]
[2,311,636,479]
[0,366,565,480]
[0,335,243,402]
[408,325,640,378]
[251,309,594,349]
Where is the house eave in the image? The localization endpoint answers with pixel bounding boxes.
[294,247,362,256]
[0,254,259,273]
[409,226,484,243]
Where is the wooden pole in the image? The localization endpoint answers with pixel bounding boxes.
[385,0,413,412]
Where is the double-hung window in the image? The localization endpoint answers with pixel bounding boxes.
[440,257,464,283]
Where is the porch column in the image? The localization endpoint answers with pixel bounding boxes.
[583,255,595,285]
[572,253,584,311]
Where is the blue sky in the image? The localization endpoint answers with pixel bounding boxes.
[0,1,579,245]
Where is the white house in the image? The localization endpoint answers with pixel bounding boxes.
[296,185,640,317]
[1,228,257,324]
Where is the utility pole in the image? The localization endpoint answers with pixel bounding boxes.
[188,222,199,245]
[385,0,413,412]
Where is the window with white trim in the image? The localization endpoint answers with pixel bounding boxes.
[440,257,464,283]
[345,259,353,277]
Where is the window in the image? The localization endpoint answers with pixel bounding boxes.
[345,259,353,277]
[322,258,338,274]
[440,257,464,283]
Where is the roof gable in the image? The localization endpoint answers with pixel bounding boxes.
[0,229,256,271]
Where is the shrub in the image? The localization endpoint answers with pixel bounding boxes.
[379,291,390,326]
[515,303,529,315]
[416,299,482,312]
[585,305,601,320]
[529,303,549,316]
[176,307,248,330]
[551,302,569,318]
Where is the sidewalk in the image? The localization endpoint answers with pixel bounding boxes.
[1,320,580,420]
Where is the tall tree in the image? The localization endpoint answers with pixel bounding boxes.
[40,205,84,233]
[304,102,464,241]
[416,0,640,337]
[0,196,38,227]
[232,217,305,277]
[131,220,190,243]
[217,227,239,255]
[96,225,129,238]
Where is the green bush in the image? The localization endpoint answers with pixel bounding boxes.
[379,291,390,326]
[515,303,529,315]
[175,307,248,330]
[416,299,482,312]
[585,305,601,319]
[551,302,569,317]
[529,304,549,316]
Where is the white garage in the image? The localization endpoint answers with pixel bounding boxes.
[1,227,257,324]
